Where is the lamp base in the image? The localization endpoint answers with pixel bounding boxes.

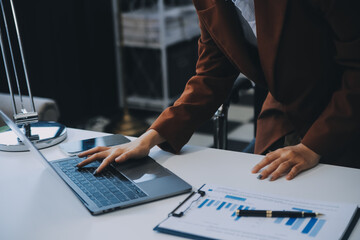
[0,121,67,152]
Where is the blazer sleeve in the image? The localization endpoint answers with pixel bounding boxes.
[149,17,240,154]
[302,0,360,158]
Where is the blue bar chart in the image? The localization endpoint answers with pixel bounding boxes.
[197,196,326,238]
[158,185,356,240]
[274,207,326,237]
[198,195,253,221]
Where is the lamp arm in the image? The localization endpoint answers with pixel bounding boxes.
[0,12,17,116]
[9,0,36,113]
[0,0,25,111]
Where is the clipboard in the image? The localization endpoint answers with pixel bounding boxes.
[154,184,211,240]
[153,184,359,240]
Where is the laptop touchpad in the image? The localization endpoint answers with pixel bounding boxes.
[113,157,171,183]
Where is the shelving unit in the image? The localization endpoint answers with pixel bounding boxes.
[113,0,200,111]
[122,4,199,48]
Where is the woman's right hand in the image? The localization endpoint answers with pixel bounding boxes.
[76,129,165,174]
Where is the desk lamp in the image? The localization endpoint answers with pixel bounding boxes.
[0,0,66,151]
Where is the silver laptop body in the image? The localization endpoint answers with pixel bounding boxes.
[0,110,192,215]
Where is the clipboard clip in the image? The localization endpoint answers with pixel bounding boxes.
[169,186,206,218]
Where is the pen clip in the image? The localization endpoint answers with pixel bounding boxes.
[169,188,206,218]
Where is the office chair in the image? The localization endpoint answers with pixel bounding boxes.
[212,75,267,152]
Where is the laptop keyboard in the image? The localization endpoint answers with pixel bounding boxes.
[55,158,147,208]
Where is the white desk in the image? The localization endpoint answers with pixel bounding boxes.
[1,128,359,240]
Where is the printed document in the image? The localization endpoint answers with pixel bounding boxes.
[155,184,358,240]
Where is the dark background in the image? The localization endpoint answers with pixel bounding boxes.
[0,0,118,126]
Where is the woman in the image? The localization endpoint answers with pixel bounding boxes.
[78,0,360,181]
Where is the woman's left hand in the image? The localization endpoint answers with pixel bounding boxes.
[251,143,321,181]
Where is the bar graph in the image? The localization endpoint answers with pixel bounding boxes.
[198,197,327,238]
[158,185,357,240]
[197,196,254,221]
[274,207,327,237]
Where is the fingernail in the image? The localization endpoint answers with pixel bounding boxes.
[74,164,79,168]
[93,169,98,175]
[257,174,263,180]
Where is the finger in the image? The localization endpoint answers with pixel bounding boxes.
[77,151,108,168]
[251,151,280,173]
[94,154,117,174]
[258,156,287,180]
[286,163,306,180]
[115,151,131,163]
[77,146,110,157]
[269,160,295,181]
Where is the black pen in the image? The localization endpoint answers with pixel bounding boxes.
[236,210,323,218]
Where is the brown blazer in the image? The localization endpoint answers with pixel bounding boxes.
[150,0,360,168]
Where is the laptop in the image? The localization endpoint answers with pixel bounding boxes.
[0,110,192,215]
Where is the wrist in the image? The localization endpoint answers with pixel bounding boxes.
[298,143,321,160]
[138,129,165,149]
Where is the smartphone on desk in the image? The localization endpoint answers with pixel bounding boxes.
[59,134,130,156]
